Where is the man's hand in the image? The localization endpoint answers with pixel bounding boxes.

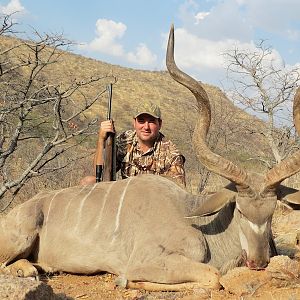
[98,120,115,141]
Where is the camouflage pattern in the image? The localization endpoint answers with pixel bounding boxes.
[116,130,186,187]
[133,100,161,119]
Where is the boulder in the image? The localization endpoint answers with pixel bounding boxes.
[266,255,300,280]
[0,275,69,300]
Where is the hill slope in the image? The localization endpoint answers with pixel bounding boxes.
[0,34,268,193]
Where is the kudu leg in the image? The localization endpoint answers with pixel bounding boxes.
[4,259,38,277]
[0,234,39,278]
[0,207,41,277]
[123,254,220,291]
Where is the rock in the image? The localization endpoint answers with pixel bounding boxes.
[273,210,300,235]
[266,255,300,280]
[220,257,300,298]
[275,232,300,257]
[0,275,69,300]
[219,267,271,297]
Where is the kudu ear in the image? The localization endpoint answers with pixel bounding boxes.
[188,183,237,217]
[278,184,300,205]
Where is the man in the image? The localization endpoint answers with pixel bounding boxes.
[81,100,186,187]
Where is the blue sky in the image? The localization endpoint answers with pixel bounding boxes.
[1,0,300,87]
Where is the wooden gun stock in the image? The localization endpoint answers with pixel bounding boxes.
[102,132,115,181]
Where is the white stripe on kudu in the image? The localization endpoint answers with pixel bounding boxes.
[62,185,89,224]
[74,183,98,232]
[94,181,116,230]
[111,178,132,243]
[43,189,64,239]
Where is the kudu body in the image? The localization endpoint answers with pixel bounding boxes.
[1,25,300,291]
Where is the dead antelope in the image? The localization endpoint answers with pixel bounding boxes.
[1,25,300,292]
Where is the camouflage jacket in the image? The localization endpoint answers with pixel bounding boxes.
[116,130,186,187]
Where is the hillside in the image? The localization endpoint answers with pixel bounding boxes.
[1,36,300,300]
[0,34,269,196]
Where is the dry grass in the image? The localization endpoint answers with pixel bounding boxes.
[0,35,276,201]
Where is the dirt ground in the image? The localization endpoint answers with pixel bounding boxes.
[44,270,300,300]
[42,204,300,300]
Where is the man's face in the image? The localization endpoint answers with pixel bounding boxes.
[133,113,162,145]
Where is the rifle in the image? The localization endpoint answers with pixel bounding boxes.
[95,83,116,182]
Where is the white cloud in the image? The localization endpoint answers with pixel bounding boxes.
[171,28,238,70]
[286,29,300,41]
[76,0,298,84]
[240,0,300,41]
[172,0,300,85]
[195,11,210,24]
[179,0,300,45]
[79,18,157,67]
[163,27,285,84]
[235,0,246,5]
[178,0,253,42]
[127,43,157,65]
[79,19,126,56]
[0,0,25,15]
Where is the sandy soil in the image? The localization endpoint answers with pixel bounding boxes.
[44,269,300,300]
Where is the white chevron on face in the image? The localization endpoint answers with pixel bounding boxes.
[249,220,267,235]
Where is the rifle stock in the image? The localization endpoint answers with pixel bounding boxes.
[102,133,115,181]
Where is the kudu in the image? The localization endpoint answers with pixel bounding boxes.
[1,25,300,291]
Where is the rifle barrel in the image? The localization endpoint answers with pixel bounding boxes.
[106,83,112,120]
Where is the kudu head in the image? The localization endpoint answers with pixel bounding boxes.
[166,24,300,269]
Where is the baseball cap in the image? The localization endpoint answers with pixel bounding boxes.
[133,100,161,119]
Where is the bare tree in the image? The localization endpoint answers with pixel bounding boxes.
[225,40,300,168]
[0,13,15,36]
[0,14,115,207]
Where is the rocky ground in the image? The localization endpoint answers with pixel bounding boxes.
[44,254,300,300]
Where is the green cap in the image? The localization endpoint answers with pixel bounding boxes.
[133,101,161,119]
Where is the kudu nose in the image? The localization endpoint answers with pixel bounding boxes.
[246,258,269,270]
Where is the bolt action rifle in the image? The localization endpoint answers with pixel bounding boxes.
[95,83,116,182]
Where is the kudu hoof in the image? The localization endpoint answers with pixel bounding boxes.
[7,259,38,278]
[115,275,128,288]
